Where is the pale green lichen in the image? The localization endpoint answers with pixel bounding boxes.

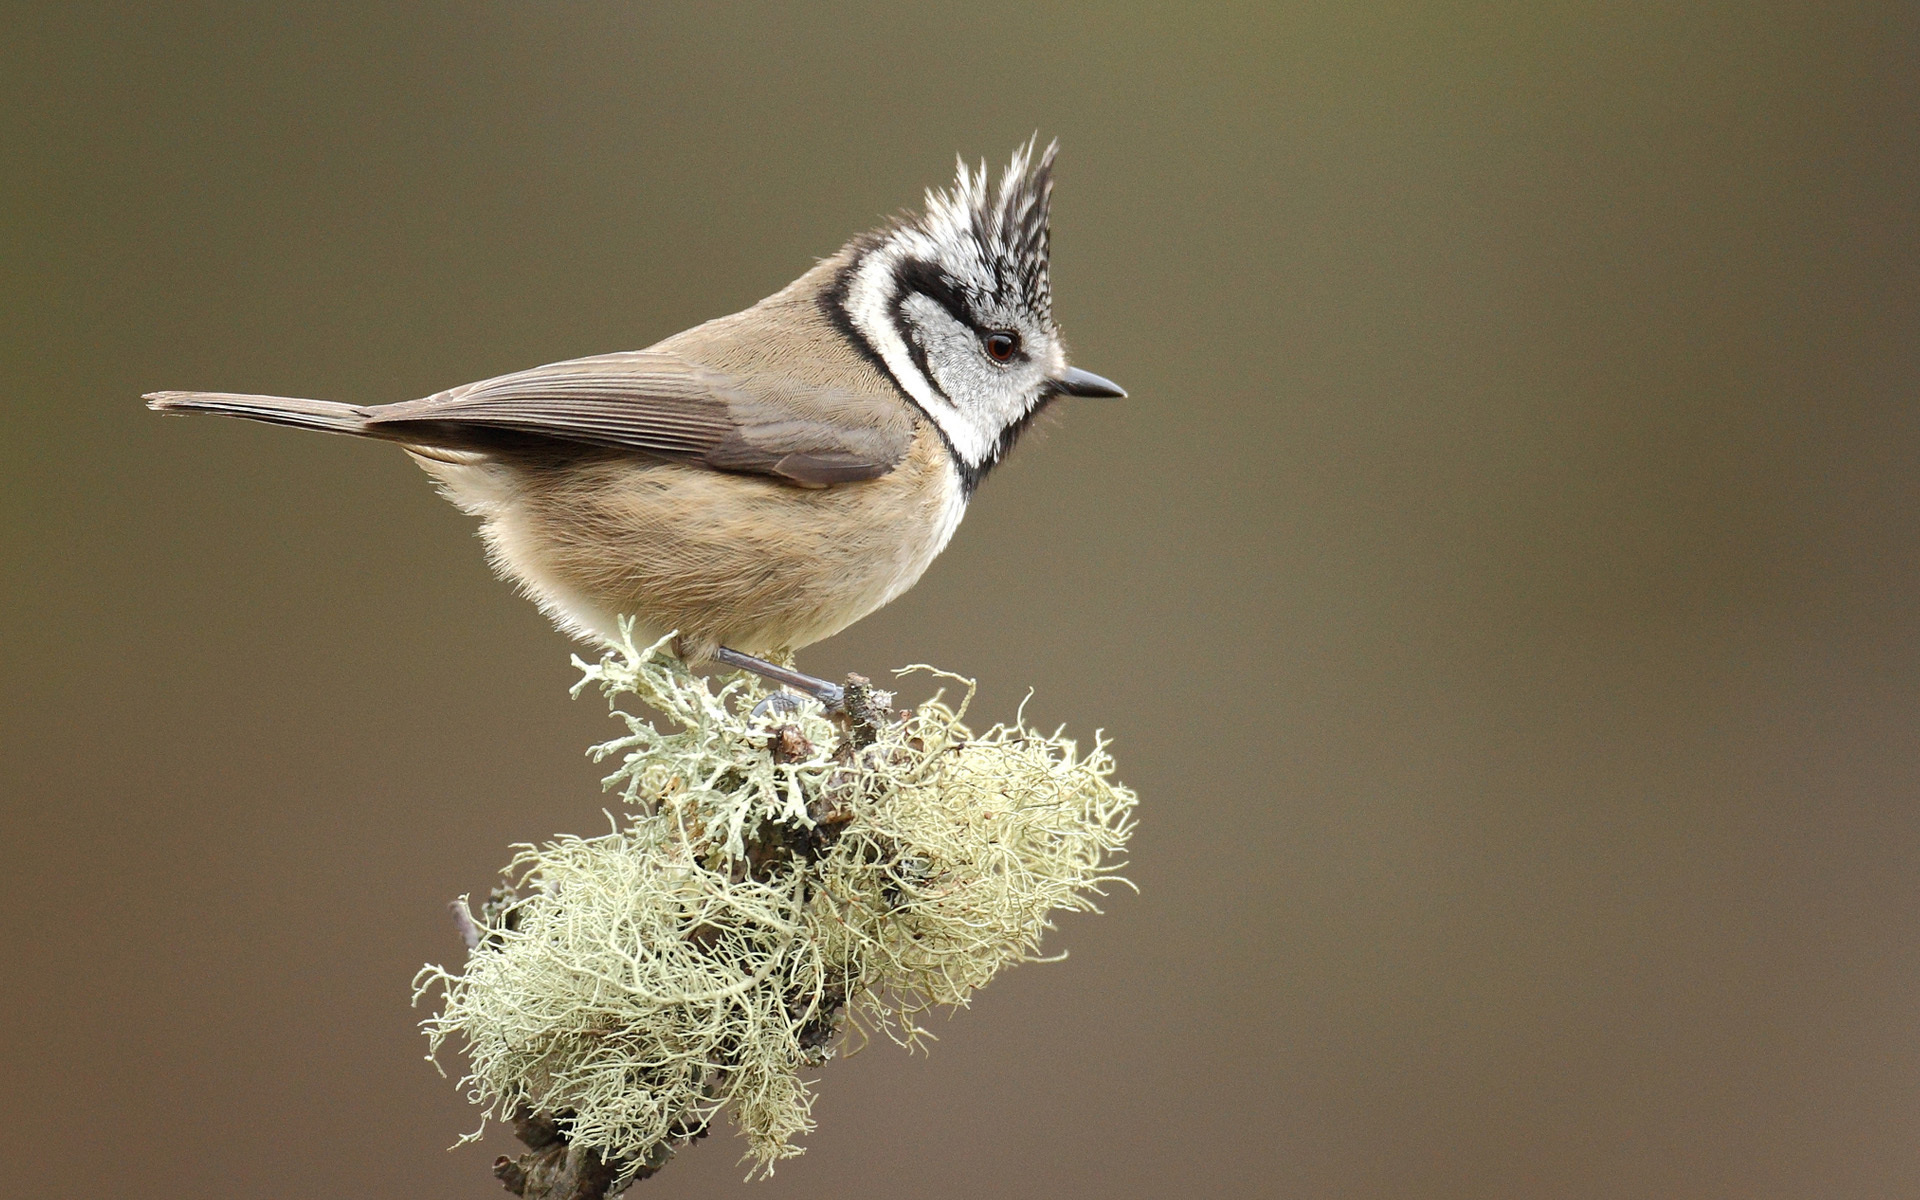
[415,624,1137,1182]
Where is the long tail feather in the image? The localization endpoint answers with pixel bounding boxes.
[145,390,372,437]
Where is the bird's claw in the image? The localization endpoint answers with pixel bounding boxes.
[750,692,808,721]
[716,646,848,716]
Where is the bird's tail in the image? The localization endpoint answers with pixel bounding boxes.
[145,390,373,437]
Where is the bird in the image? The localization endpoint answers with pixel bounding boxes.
[146,140,1124,709]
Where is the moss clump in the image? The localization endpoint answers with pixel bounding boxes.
[415,626,1137,1185]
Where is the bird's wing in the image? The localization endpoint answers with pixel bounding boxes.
[364,350,914,486]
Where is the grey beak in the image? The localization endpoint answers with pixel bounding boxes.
[1052,366,1128,398]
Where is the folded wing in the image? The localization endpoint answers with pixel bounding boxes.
[369,350,912,486]
[150,350,914,488]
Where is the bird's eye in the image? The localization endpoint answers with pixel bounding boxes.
[983,331,1020,363]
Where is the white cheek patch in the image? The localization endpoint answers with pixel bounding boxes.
[905,294,1044,442]
[844,237,1002,469]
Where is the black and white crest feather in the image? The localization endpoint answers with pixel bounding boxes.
[913,138,1057,325]
[828,140,1069,493]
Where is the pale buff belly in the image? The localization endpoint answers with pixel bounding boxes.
[411,434,966,659]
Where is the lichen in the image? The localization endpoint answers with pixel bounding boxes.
[415,624,1137,1184]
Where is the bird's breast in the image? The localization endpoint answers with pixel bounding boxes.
[415,422,966,656]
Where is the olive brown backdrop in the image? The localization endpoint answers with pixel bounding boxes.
[4,3,1919,1197]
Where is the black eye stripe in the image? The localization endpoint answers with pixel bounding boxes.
[891,258,988,337]
[883,261,952,410]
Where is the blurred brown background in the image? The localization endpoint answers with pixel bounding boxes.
[4,2,1918,1196]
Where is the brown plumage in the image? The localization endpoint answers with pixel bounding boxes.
[417,247,965,660]
[145,142,1123,678]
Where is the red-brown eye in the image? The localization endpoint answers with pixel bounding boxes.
[983,331,1019,362]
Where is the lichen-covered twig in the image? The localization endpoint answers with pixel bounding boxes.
[416,625,1137,1191]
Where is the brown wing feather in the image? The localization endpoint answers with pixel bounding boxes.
[364,350,912,486]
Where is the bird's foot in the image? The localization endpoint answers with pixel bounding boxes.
[714,646,847,714]
[749,691,810,721]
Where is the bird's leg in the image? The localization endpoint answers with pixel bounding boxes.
[713,646,847,713]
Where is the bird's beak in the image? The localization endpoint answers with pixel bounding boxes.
[1051,366,1128,398]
